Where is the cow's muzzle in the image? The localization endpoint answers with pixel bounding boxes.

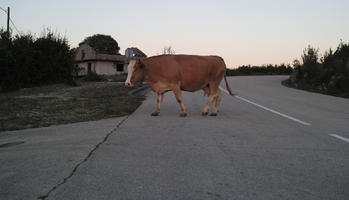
[125,82,134,87]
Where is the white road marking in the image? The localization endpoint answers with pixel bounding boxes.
[329,134,349,143]
[219,86,311,126]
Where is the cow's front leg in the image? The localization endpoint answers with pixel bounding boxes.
[151,93,163,116]
[172,87,187,117]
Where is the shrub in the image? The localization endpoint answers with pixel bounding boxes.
[288,41,349,97]
[226,64,293,76]
[0,29,76,92]
[108,74,127,82]
[83,72,107,82]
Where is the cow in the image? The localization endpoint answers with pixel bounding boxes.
[125,55,235,117]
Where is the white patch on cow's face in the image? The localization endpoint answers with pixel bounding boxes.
[125,60,137,86]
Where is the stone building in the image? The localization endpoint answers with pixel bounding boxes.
[75,43,147,76]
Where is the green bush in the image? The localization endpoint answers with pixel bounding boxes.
[108,74,127,82]
[83,72,107,82]
[226,64,293,76]
[0,31,17,91]
[0,29,76,92]
[287,41,349,97]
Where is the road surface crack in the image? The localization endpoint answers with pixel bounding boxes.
[38,116,129,200]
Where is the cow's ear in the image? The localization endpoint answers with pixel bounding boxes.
[139,59,145,68]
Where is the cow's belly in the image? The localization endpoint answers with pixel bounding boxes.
[180,81,207,92]
[150,82,173,93]
[179,66,210,92]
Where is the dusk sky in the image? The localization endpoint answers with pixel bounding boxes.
[1,0,348,68]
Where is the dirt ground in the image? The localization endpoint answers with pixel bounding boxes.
[0,82,145,132]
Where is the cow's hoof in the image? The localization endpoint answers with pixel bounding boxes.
[210,113,217,116]
[180,113,187,117]
[202,112,208,116]
[151,112,159,116]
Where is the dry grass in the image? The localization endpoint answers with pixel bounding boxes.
[0,82,145,132]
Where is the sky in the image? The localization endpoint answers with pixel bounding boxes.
[1,0,348,68]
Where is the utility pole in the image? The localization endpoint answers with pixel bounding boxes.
[7,7,10,38]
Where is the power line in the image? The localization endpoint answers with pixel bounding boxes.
[0,6,7,13]
[9,18,20,34]
[0,6,20,35]
[0,6,9,36]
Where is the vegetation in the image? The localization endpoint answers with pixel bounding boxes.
[0,29,76,92]
[80,73,127,82]
[83,34,120,55]
[0,82,145,132]
[226,64,293,76]
[108,74,127,82]
[82,71,107,82]
[283,42,349,98]
[162,45,176,54]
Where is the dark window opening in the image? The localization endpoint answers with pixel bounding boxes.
[116,63,124,72]
[88,63,91,74]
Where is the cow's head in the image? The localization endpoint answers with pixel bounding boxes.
[125,59,145,87]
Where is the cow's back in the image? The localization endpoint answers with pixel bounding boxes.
[175,55,225,91]
[144,55,226,92]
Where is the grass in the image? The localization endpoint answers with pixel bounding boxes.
[0,82,145,132]
[282,79,349,98]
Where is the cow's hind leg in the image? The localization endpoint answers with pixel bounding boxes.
[172,86,187,117]
[151,93,163,116]
[202,80,222,116]
[202,92,218,116]
[203,85,210,96]
[210,89,222,116]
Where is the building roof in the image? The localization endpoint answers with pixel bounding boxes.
[126,47,147,58]
[96,54,126,61]
[75,54,126,63]
[75,43,126,63]
[75,43,146,63]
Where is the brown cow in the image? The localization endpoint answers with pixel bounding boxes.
[125,55,235,116]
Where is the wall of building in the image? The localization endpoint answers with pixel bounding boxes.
[75,43,96,61]
[76,61,127,76]
[94,61,116,75]
[75,43,139,76]
[76,62,90,76]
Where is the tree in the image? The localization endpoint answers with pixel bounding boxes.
[0,28,76,92]
[162,45,175,54]
[287,41,349,97]
[83,34,120,55]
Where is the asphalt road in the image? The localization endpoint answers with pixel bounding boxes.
[1,76,348,200]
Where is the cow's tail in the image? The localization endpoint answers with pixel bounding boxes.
[223,74,236,96]
[218,56,236,96]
